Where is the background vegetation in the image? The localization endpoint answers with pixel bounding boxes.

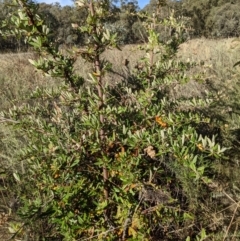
[1,0,240,52]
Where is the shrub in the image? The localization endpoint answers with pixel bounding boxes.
[0,0,234,240]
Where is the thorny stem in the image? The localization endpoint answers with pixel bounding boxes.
[89,0,109,203]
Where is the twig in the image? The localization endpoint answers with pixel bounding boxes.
[222,190,238,204]
[7,222,26,241]
[76,224,122,241]
[122,206,135,240]
[168,224,195,234]
[223,201,240,241]
[231,222,239,241]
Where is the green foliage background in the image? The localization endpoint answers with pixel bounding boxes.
[1,0,240,52]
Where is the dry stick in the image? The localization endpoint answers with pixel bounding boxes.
[222,190,238,204]
[231,222,239,241]
[223,201,240,241]
[222,190,240,241]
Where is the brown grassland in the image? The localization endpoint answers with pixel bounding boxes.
[1,37,240,107]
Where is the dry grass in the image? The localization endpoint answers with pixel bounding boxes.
[73,39,240,98]
[0,52,57,110]
[1,39,239,100]
[178,37,240,83]
[1,39,239,117]
[178,37,240,63]
[73,44,145,85]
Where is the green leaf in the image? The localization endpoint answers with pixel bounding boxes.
[28,59,36,66]
[13,172,21,183]
[42,25,50,35]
